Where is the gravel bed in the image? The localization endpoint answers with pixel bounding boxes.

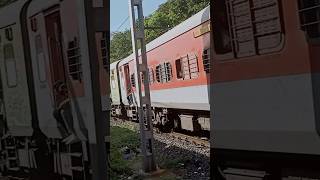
[111,118,210,179]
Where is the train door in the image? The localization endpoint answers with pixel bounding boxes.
[124,64,132,94]
[123,63,135,105]
[45,11,67,105]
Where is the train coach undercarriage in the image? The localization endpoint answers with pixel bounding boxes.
[0,134,91,180]
[111,105,210,138]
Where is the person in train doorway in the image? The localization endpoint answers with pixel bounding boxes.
[53,80,79,144]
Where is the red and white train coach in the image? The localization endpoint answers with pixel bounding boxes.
[211,0,320,178]
[0,0,109,178]
[110,6,211,134]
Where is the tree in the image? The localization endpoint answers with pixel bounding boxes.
[110,31,133,63]
[110,0,210,63]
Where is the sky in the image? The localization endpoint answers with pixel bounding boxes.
[110,0,168,32]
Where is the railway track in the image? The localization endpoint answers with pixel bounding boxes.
[111,117,210,156]
[164,132,209,148]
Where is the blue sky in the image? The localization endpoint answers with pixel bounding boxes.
[111,0,168,32]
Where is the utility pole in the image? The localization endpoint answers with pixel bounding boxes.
[79,0,109,179]
[128,0,157,172]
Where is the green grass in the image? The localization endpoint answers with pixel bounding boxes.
[110,126,140,179]
[161,157,189,169]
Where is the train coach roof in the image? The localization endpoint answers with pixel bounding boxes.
[27,0,60,17]
[0,0,26,28]
[110,61,120,70]
[118,5,210,66]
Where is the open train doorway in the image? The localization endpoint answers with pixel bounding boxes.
[45,11,68,106]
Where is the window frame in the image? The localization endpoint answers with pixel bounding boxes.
[212,0,285,60]
[155,62,172,83]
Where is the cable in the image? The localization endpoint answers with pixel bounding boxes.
[115,16,129,32]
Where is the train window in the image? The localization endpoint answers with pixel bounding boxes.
[101,32,109,69]
[156,65,162,83]
[148,68,154,84]
[213,0,284,58]
[164,62,172,82]
[175,59,183,79]
[3,44,17,87]
[67,37,82,81]
[35,35,47,82]
[131,74,136,87]
[181,54,199,80]
[156,63,172,83]
[141,72,145,83]
[298,0,320,40]
[202,49,210,73]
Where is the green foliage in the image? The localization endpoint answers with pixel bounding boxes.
[110,0,210,63]
[110,31,133,63]
[110,126,140,178]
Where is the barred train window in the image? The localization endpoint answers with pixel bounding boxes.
[101,32,108,69]
[181,54,199,79]
[213,0,284,58]
[149,68,154,84]
[298,0,320,40]
[67,37,82,81]
[202,49,210,73]
[156,62,172,83]
[131,74,136,87]
[4,44,17,87]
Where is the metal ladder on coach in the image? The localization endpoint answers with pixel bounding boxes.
[4,136,19,171]
[69,142,86,180]
[55,141,87,180]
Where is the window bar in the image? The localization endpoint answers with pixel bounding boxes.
[251,1,277,10]
[227,0,239,58]
[299,4,320,13]
[249,0,259,55]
